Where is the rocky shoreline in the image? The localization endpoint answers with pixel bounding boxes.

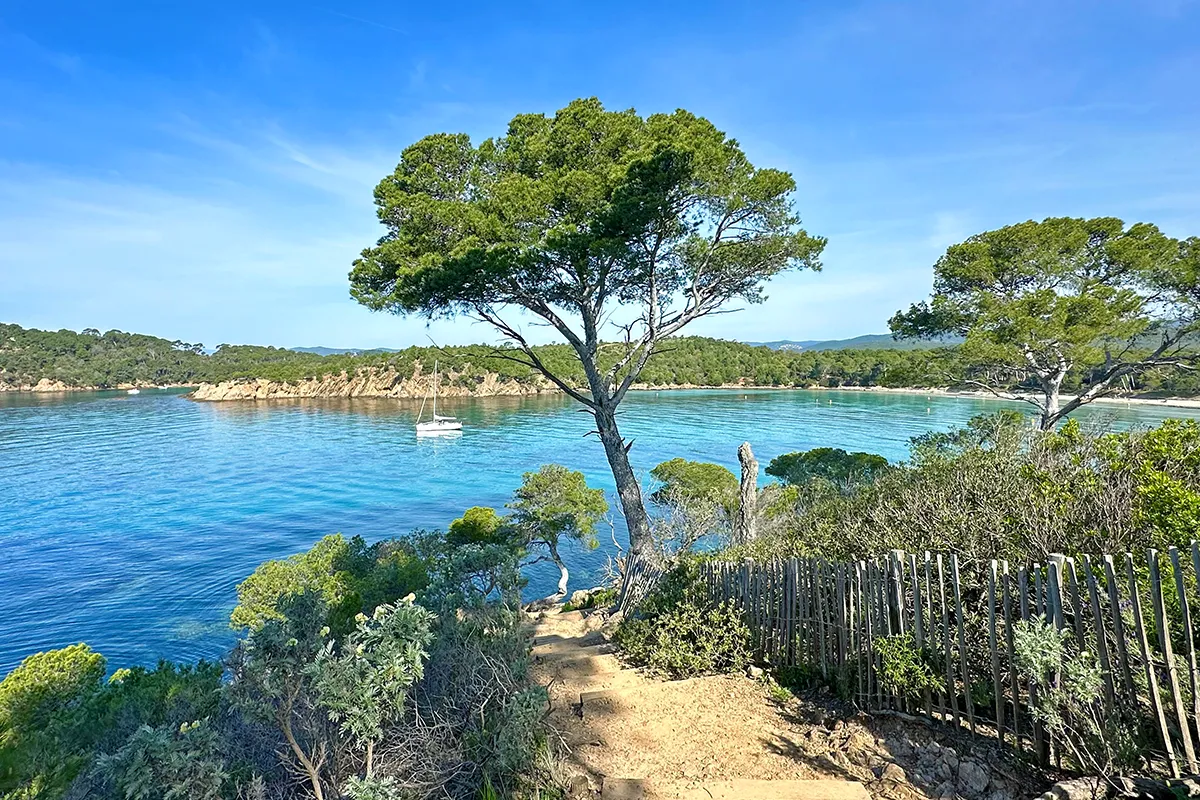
[188,368,553,401]
[0,378,192,393]
[8,369,1200,411]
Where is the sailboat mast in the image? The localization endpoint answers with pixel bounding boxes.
[432,360,438,418]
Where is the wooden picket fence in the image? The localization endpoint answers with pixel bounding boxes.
[698,544,1200,776]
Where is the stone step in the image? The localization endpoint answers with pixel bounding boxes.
[531,626,588,642]
[550,652,623,680]
[533,641,615,662]
[579,677,715,716]
[532,631,606,650]
[529,608,584,623]
[601,778,871,800]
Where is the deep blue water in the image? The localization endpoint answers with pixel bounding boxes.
[2,387,1198,674]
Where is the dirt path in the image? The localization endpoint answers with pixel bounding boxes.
[530,607,1043,800]
[530,607,872,800]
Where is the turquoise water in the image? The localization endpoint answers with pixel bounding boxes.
[2,387,1198,674]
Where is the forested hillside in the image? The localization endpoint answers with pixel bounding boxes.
[3,322,1198,396]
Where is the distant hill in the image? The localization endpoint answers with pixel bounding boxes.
[290,346,401,356]
[746,334,963,351]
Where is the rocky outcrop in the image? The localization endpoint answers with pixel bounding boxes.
[190,366,554,401]
[0,378,81,392]
[0,379,190,392]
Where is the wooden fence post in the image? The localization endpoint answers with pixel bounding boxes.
[951,555,975,734]
[937,554,958,727]
[1081,554,1115,707]
[988,560,1004,746]
[1126,552,1180,778]
[1148,549,1198,773]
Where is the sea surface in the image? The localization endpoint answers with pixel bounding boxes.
[2,387,1198,674]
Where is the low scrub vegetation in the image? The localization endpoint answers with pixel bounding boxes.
[739,411,1200,563]
[614,560,751,679]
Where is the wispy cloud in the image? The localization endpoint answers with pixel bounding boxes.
[0,29,81,75]
[322,9,407,36]
[244,21,283,73]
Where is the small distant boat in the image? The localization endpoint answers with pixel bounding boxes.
[415,360,462,436]
[127,389,140,395]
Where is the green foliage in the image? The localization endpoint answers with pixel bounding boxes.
[228,592,331,798]
[96,720,227,800]
[506,465,607,597]
[774,662,858,701]
[765,680,795,705]
[891,217,1200,427]
[765,447,889,489]
[507,465,608,549]
[93,660,223,762]
[342,775,410,800]
[0,521,547,800]
[414,529,525,610]
[230,534,427,635]
[873,635,939,699]
[614,561,751,678]
[561,587,617,613]
[742,413,1200,564]
[230,534,355,630]
[1127,419,1200,544]
[0,651,225,800]
[312,600,434,774]
[649,458,738,515]
[0,644,106,797]
[1013,618,1143,779]
[477,686,548,785]
[12,319,1200,400]
[348,97,823,326]
[448,506,512,547]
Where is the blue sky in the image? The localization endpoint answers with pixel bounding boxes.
[1,1,1198,349]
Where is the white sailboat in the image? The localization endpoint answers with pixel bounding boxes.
[415,360,463,435]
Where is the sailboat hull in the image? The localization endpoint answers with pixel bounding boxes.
[416,419,463,435]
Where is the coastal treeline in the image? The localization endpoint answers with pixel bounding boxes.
[5,323,1200,396]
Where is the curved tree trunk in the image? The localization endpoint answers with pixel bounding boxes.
[280,709,324,800]
[594,404,652,559]
[1038,373,1065,430]
[548,538,569,598]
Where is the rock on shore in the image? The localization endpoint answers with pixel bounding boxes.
[0,379,194,392]
[189,367,553,401]
[0,378,81,392]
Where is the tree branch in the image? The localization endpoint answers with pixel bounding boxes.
[471,306,598,409]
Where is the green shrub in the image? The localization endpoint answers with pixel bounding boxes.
[614,562,751,678]
[342,775,411,800]
[774,660,857,700]
[873,634,939,700]
[0,644,106,797]
[1013,617,1144,781]
[96,720,227,800]
[230,534,428,635]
